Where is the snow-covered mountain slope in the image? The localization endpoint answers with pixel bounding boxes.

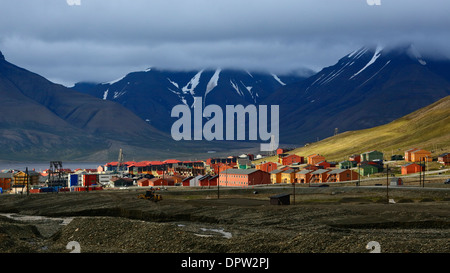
[72,68,311,133]
[265,44,450,144]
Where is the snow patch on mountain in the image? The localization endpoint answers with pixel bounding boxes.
[205,69,221,97]
[271,74,286,86]
[167,78,179,89]
[230,79,244,97]
[103,89,109,100]
[182,70,203,95]
[350,46,383,79]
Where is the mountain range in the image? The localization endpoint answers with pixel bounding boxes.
[0,51,258,162]
[72,68,312,134]
[265,44,450,144]
[1,43,450,161]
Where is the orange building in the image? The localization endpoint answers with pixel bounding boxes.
[310,169,331,183]
[326,169,359,182]
[410,149,432,162]
[404,148,419,162]
[295,170,314,184]
[401,163,424,175]
[307,154,326,165]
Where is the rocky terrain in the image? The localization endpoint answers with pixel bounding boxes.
[0,183,449,254]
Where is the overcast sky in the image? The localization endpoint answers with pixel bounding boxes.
[1,0,449,86]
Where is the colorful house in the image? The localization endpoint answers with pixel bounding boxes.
[218,169,270,187]
[0,173,13,191]
[278,154,304,165]
[295,169,314,184]
[404,148,419,162]
[270,169,283,184]
[360,150,384,162]
[438,153,450,166]
[256,162,278,173]
[307,154,326,165]
[401,163,424,175]
[339,160,357,169]
[358,164,380,176]
[410,149,432,162]
[349,154,361,163]
[310,169,331,183]
[326,169,359,182]
[281,169,298,183]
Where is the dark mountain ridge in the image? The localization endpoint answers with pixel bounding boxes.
[264,44,450,144]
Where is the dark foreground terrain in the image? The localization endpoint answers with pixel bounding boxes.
[0,183,449,253]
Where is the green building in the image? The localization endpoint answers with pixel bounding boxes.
[360,150,384,162]
[339,160,357,169]
[358,164,380,176]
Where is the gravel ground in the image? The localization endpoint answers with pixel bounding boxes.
[0,184,449,253]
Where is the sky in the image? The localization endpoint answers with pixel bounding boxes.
[1,0,449,86]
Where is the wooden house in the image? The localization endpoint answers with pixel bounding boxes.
[270,169,283,184]
[349,154,361,163]
[307,154,326,165]
[12,171,40,193]
[281,169,298,184]
[0,173,13,191]
[295,169,314,184]
[339,160,357,169]
[438,153,450,166]
[410,149,432,162]
[256,162,278,173]
[360,150,384,162]
[358,164,380,176]
[401,163,424,175]
[310,169,331,183]
[404,148,419,162]
[218,169,270,187]
[278,154,304,166]
[326,169,358,182]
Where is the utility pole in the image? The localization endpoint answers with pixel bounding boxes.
[386,164,389,204]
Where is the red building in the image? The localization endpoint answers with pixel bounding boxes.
[438,153,450,166]
[82,174,98,186]
[256,162,278,173]
[349,154,361,163]
[218,169,270,187]
[279,154,304,165]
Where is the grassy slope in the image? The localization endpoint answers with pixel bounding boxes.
[256,95,450,163]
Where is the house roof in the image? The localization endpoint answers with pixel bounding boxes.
[282,169,297,173]
[270,169,284,174]
[297,170,313,174]
[311,169,330,174]
[327,169,348,174]
[219,169,259,175]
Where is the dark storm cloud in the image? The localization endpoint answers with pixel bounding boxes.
[1,0,449,86]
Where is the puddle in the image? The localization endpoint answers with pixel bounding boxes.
[198,228,232,239]
[0,213,74,225]
[175,222,233,239]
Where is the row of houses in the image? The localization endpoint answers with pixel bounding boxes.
[269,168,359,184]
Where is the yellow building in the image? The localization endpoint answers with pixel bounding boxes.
[281,169,298,184]
[12,171,40,194]
[270,169,283,184]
